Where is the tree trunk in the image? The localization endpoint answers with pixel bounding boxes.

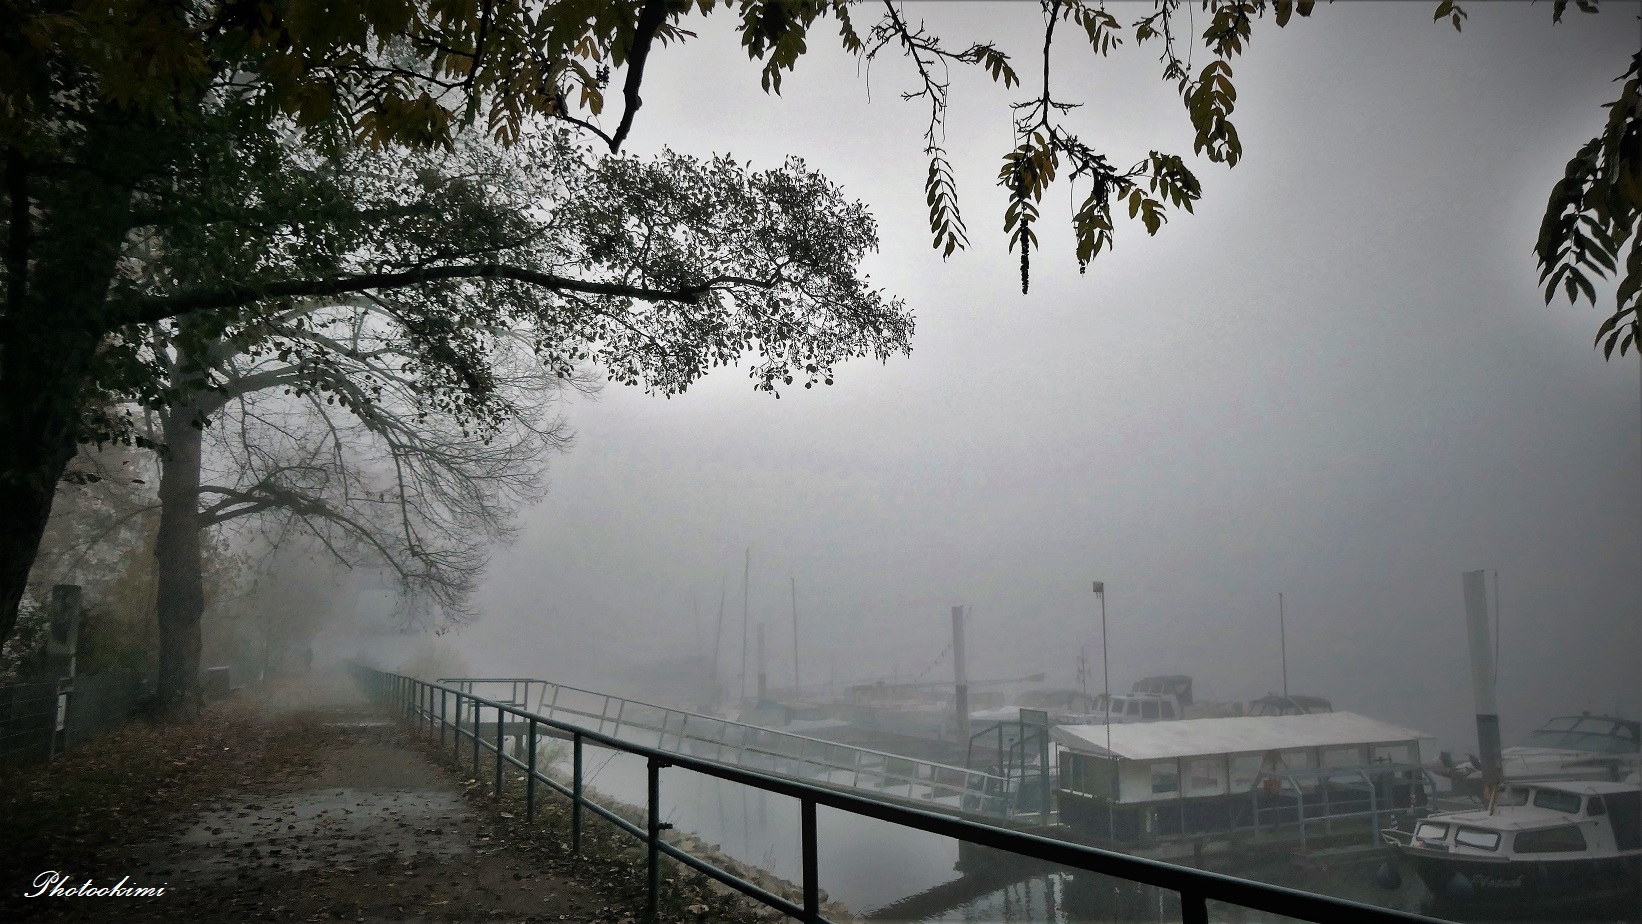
[153,406,207,718]
[0,112,183,652]
[0,136,141,650]
[0,409,83,650]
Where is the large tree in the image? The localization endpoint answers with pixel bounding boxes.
[2,0,1637,653]
[0,1,913,649]
[115,113,918,712]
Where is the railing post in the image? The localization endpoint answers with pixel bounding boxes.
[527,717,538,823]
[440,688,447,749]
[495,706,505,798]
[1182,892,1208,924]
[572,731,584,857]
[472,699,481,774]
[646,755,661,923]
[802,797,819,922]
[453,693,463,765]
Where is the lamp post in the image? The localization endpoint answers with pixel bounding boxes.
[1093,580,1112,838]
[1092,581,1109,739]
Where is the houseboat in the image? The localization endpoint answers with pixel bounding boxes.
[1381,779,1641,918]
[1053,712,1434,844]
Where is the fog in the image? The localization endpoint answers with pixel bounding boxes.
[428,3,1639,758]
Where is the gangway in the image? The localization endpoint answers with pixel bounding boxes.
[439,677,1025,821]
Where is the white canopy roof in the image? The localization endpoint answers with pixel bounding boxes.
[1051,711,1431,762]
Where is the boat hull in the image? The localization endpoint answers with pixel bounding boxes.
[1400,848,1642,919]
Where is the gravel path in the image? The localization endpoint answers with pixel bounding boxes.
[3,671,667,924]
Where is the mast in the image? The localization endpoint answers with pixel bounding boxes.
[790,577,801,696]
[1279,592,1288,698]
[712,580,726,707]
[740,547,750,706]
[757,621,767,700]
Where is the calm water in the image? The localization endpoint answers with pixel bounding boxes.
[538,742,1639,924]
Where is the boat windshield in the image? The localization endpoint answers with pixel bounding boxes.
[1414,821,1449,841]
[1495,788,1530,806]
[1532,789,1584,814]
[1520,717,1641,753]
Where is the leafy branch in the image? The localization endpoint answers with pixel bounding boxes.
[1535,49,1642,359]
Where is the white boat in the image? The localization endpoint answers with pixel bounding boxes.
[1436,713,1641,794]
[1381,779,1642,918]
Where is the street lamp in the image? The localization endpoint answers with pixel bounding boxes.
[1092,581,1109,735]
[1093,580,1113,838]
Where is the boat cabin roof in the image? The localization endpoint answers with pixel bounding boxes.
[1052,711,1429,761]
[1427,781,1640,831]
[1521,779,1641,796]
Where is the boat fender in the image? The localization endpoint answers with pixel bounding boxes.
[1442,872,1476,903]
[1373,862,1402,891]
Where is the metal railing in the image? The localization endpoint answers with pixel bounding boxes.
[362,667,1442,924]
[1,671,154,771]
[438,677,1019,818]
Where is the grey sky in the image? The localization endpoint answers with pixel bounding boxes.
[440,2,1641,756]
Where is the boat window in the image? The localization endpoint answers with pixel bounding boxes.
[1542,717,1581,732]
[1322,746,1364,768]
[1414,821,1449,842]
[1126,700,1142,716]
[1587,796,1606,817]
[1372,744,1412,765]
[1532,789,1584,814]
[1561,732,1619,752]
[1142,701,1160,720]
[1454,828,1500,851]
[1514,825,1587,853]
[1521,729,1574,748]
[1280,749,1316,771]
[1186,757,1226,795]
[1495,788,1529,806]
[1229,754,1262,791]
[1161,702,1176,719]
[1151,762,1179,794]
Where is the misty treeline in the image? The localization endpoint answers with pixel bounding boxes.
[1,1,1636,713]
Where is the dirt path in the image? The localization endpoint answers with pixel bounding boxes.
[3,671,741,924]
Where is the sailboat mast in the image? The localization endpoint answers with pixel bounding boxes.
[712,581,725,707]
[741,547,750,706]
[1279,592,1288,698]
[790,577,801,696]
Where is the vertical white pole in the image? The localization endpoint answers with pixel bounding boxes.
[951,606,969,733]
[791,577,801,696]
[740,548,750,707]
[756,621,767,700]
[1463,570,1503,794]
[1279,592,1288,698]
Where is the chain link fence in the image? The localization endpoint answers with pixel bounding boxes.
[0,671,155,771]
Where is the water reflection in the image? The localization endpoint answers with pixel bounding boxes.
[536,743,1639,924]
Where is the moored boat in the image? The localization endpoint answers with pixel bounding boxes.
[1434,713,1641,794]
[1053,711,1434,844]
[1381,779,1642,918]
